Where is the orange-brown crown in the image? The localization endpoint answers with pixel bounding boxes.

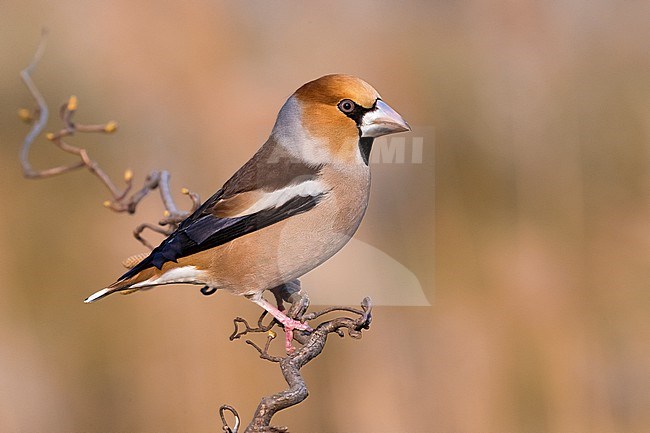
[294,74,380,109]
[292,75,381,163]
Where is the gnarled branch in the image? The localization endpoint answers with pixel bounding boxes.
[228,295,373,432]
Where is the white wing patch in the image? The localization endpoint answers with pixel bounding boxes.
[130,266,206,288]
[230,180,326,217]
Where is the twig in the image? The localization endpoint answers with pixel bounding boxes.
[230,311,277,341]
[19,28,50,178]
[246,331,283,363]
[18,32,200,250]
[220,405,241,433]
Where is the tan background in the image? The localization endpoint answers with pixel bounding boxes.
[1,1,649,432]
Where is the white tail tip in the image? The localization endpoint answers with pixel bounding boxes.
[84,288,111,303]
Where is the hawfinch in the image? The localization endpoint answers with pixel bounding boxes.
[85,74,410,349]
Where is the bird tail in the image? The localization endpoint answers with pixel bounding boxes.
[84,265,156,303]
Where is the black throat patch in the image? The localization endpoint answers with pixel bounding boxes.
[358,137,374,165]
[339,99,377,166]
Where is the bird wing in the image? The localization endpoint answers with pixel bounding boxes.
[118,181,328,282]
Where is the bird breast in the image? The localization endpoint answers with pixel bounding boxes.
[200,163,371,296]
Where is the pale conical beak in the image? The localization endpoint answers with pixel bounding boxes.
[360,99,411,138]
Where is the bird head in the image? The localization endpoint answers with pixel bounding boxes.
[272,74,410,165]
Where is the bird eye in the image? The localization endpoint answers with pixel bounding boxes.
[338,99,355,114]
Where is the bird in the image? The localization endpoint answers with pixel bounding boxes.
[85,74,410,351]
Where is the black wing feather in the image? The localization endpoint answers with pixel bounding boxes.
[118,191,325,281]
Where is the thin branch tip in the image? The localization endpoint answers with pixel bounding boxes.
[219,405,241,433]
[67,95,78,111]
[104,120,118,133]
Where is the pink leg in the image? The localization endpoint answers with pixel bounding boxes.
[250,296,313,353]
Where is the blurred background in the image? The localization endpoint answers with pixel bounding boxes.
[1,1,649,432]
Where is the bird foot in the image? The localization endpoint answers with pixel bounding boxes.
[276,315,312,354]
[278,315,312,332]
[249,290,312,353]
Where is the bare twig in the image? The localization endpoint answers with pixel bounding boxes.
[19,28,50,178]
[220,405,241,433]
[246,331,283,363]
[230,311,277,341]
[18,32,200,249]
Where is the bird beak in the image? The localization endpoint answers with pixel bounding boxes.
[360,99,411,138]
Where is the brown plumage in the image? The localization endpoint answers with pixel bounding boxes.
[85,74,410,351]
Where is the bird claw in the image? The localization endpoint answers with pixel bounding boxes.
[280,316,312,332]
[277,316,312,354]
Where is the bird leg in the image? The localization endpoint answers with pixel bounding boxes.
[250,285,312,353]
[269,279,303,312]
